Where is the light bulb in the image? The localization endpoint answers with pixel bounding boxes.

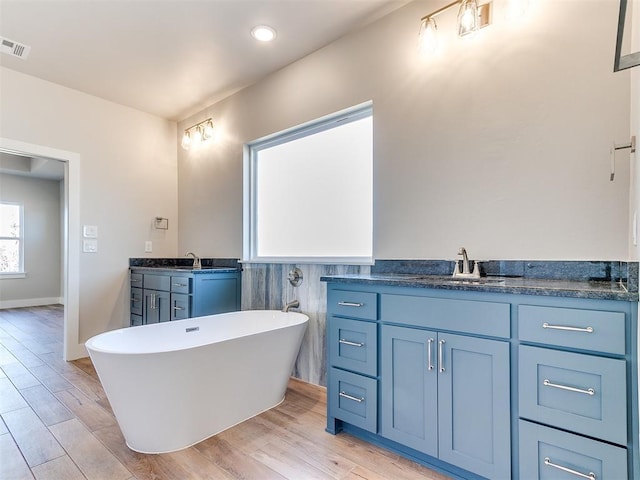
[458,0,479,37]
[418,18,438,54]
[251,25,276,42]
[181,131,191,150]
[203,120,214,140]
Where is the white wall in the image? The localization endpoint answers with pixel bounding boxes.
[178,0,631,261]
[0,67,178,343]
[0,174,62,306]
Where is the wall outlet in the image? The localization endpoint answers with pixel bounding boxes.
[83,225,98,238]
[83,239,98,253]
[145,241,153,253]
[634,212,637,247]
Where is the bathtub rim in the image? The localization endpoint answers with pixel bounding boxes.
[85,310,309,356]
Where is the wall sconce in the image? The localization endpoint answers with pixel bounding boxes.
[181,118,214,150]
[418,0,493,53]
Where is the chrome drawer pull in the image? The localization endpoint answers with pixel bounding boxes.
[172,306,184,311]
[427,338,434,371]
[339,391,364,403]
[339,339,365,347]
[338,301,364,307]
[173,283,188,287]
[542,322,594,333]
[543,379,595,396]
[544,457,596,480]
[131,278,141,282]
[438,339,446,373]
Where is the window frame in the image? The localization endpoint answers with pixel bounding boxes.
[0,201,25,277]
[243,102,373,265]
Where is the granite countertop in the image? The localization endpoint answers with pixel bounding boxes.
[320,273,637,301]
[130,266,239,274]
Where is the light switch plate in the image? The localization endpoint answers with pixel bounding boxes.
[83,225,98,238]
[145,241,153,253]
[83,239,98,253]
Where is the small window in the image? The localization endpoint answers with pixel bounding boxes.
[0,202,24,274]
[244,102,373,264]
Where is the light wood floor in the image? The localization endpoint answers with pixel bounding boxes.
[0,305,451,480]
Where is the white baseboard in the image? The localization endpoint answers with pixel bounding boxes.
[0,297,64,309]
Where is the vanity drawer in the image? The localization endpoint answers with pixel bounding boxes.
[171,293,191,320]
[329,367,377,433]
[130,287,143,316]
[519,345,627,445]
[328,317,377,376]
[130,272,143,287]
[328,289,377,320]
[518,305,625,355]
[143,274,171,291]
[519,420,627,480]
[381,294,510,338]
[170,276,191,294]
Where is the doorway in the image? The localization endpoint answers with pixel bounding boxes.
[0,137,81,361]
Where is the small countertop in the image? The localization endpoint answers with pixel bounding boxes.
[320,273,637,302]
[130,266,240,274]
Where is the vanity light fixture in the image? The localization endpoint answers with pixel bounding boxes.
[181,118,214,150]
[418,0,492,53]
[251,25,277,42]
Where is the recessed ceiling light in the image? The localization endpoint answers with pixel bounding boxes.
[251,25,276,42]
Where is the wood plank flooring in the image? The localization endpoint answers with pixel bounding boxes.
[0,305,452,480]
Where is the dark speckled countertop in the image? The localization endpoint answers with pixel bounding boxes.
[130,266,239,274]
[320,273,635,301]
[129,258,241,274]
[321,260,638,301]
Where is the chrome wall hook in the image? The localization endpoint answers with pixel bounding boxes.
[610,135,636,181]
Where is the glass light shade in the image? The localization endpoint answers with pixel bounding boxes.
[203,121,214,140]
[181,131,191,150]
[192,126,203,145]
[458,0,479,37]
[418,18,438,54]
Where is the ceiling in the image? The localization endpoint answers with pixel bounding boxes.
[0,152,65,180]
[0,0,408,121]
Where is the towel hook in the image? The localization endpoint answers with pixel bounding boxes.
[610,135,636,181]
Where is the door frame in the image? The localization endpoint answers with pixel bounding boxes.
[0,137,83,360]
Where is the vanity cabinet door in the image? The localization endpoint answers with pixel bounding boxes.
[437,333,511,480]
[381,325,438,456]
[144,290,170,324]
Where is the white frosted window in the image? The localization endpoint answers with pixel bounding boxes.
[0,203,23,273]
[244,103,373,264]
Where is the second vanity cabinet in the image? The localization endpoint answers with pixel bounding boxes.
[324,279,639,480]
[130,268,241,326]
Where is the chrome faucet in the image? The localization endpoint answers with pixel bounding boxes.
[283,300,300,313]
[452,247,480,279]
[185,252,201,270]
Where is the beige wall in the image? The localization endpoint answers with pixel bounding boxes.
[0,174,62,305]
[0,67,178,342]
[179,0,632,261]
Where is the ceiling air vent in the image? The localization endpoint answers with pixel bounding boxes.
[0,37,31,60]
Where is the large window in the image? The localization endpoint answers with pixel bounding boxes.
[244,102,373,264]
[0,202,24,274]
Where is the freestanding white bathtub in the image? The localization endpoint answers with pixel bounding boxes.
[85,310,308,454]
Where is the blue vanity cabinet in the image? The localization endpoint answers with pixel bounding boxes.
[324,279,639,480]
[130,268,241,326]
